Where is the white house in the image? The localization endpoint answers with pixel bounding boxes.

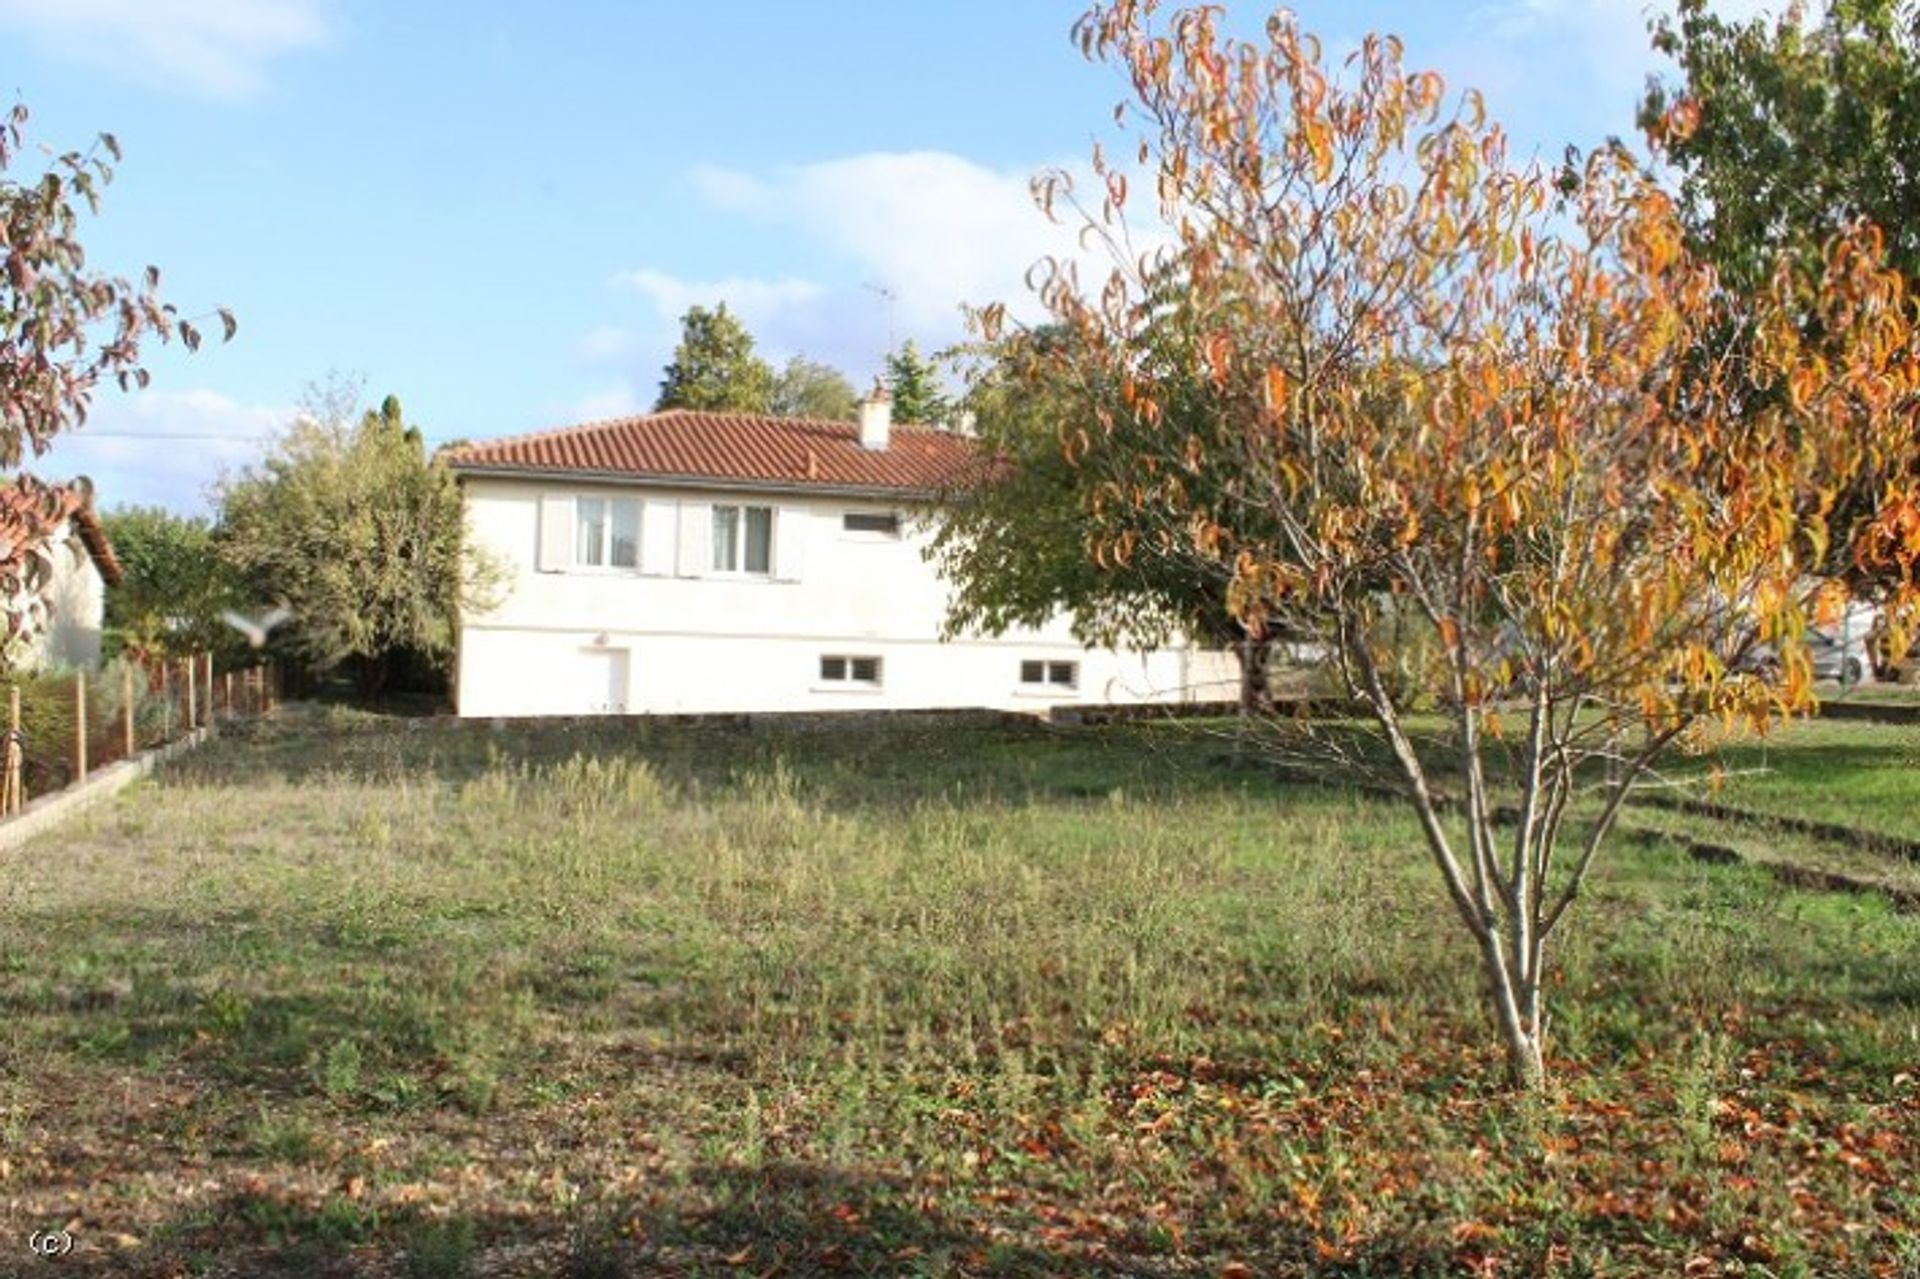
[446,394,1237,717]
[4,477,122,671]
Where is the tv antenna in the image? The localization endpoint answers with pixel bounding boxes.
[863,281,898,352]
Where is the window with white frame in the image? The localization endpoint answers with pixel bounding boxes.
[712,504,773,574]
[1020,659,1078,689]
[842,511,902,537]
[576,497,640,569]
[820,654,883,686]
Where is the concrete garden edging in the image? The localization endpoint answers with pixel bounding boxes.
[1623,825,1920,914]
[1628,791,1920,862]
[0,726,212,853]
[1816,699,1920,725]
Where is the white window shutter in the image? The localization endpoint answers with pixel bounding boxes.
[774,506,806,581]
[640,500,677,575]
[676,502,710,577]
[537,493,573,573]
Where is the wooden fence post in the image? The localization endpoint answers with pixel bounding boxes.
[74,671,87,785]
[223,669,232,718]
[185,657,197,733]
[204,653,214,726]
[6,685,20,814]
[161,664,172,741]
[123,663,135,758]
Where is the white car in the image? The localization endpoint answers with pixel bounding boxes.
[1743,602,1880,685]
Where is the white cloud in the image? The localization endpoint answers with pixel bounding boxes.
[574,149,1139,419]
[1473,0,1787,46]
[0,0,332,99]
[577,326,643,362]
[1449,0,1800,153]
[566,1,1813,425]
[572,384,644,422]
[612,269,825,330]
[689,151,1103,333]
[33,388,287,514]
[688,167,767,210]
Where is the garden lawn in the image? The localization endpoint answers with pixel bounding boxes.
[0,707,1913,1277]
[1662,716,1920,846]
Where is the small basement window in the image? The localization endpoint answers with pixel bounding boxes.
[1020,660,1078,689]
[843,511,902,536]
[820,655,883,686]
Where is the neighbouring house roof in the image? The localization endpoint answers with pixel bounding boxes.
[0,476,122,586]
[442,409,988,498]
[69,503,122,585]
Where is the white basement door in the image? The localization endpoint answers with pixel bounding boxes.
[578,648,630,714]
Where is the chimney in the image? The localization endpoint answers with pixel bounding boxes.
[857,382,892,451]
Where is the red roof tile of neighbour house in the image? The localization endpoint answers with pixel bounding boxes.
[0,476,122,585]
[442,410,989,496]
[69,504,121,585]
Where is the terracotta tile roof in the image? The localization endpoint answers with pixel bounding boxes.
[0,476,122,585]
[71,503,122,585]
[443,409,988,496]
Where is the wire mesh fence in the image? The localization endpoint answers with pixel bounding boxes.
[1,655,279,815]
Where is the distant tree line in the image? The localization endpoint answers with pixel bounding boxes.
[654,302,952,424]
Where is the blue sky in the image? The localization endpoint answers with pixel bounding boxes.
[3,0,1775,513]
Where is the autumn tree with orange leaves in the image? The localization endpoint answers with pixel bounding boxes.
[986,2,1920,1087]
[1,103,232,664]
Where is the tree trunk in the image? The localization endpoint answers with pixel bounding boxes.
[1344,621,1555,1091]
[354,652,391,701]
[1237,638,1273,716]
[1467,916,1550,1090]
[1486,953,1547,1090]
[1502,1021,1546,1090]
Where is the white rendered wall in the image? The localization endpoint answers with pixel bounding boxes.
[455,476,1239,717]
[21,528,107,671]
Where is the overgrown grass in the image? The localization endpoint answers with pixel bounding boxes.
[0,707,1912,1276]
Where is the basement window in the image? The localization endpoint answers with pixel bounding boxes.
[1020,660,1078,689]
[820,655,883,686]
